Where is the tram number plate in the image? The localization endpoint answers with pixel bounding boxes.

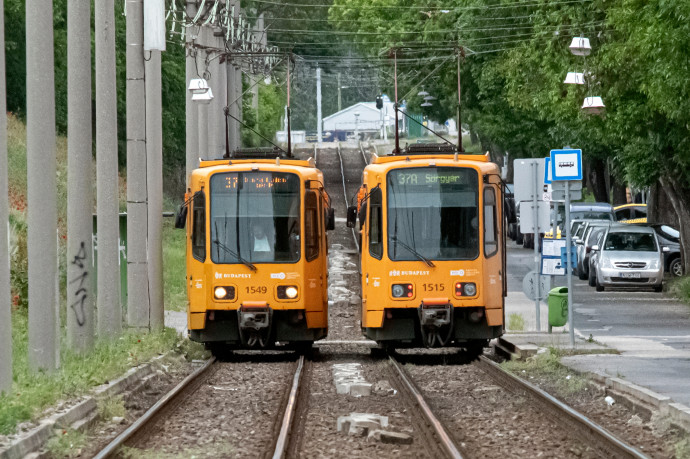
[245,286,268,294]
[422,283,445,292]
[620,272,641,279]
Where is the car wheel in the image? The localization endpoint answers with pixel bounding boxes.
[588,268,596,287]
[516,232,523,245]
[670,258,683,277]
[595,276,604,292]
[653,284,663,293]
[578,265,587,280]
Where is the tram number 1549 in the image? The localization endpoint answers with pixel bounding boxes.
[246,286,268,294]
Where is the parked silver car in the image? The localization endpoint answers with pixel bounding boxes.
[575,221,611,279]
[590,226,666,292]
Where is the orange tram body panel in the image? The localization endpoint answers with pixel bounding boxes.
[182,157,332,350]
[349,150,507,349]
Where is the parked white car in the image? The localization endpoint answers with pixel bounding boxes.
[590,226,666,292]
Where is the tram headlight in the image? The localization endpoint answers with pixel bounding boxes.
[455,282,477,297]
[277,285,299,299]
[214,286,235,300]
[391,283,413,298]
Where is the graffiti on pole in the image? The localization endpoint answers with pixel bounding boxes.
[69,241,89,327]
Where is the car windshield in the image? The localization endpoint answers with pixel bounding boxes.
[387,167,479,261]
[210,171,301,264]
[603,232,657,252]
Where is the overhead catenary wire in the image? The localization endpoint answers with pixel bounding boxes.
[248,0,593,10]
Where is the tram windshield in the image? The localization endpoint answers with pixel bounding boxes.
[210,171,300,264]
[387,167,479,261]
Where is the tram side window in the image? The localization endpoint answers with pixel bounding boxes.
[369,187,383,259]
[305,190,319,261]
[192,191,206,261]
[484,187,498,257]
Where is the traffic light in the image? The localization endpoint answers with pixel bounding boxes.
[375,95,383,109]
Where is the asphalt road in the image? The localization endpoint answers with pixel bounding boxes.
[507,238,690,406]
[507,239,690,345]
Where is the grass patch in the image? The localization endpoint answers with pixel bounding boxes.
[0,311,193,435]
[97,395,126,421]
[507,313,525,331]
[668,275,690,306]
[676,438,690,459]
[45,428,88,459]
[501,347,588,397]
[163,218,187,312]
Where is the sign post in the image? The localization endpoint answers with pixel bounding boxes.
[550,149,582,348]
[514,158,550,332]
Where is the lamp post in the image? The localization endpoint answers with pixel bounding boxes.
[354,111,360,140]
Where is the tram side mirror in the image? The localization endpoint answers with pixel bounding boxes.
[326,207,335,231]
[346,206,357,228]
[174,204,187,229]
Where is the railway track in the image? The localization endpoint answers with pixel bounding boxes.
[93,355,310,459]
[389,350,649,459]
[388,354,465,458]
[475,356,648,459]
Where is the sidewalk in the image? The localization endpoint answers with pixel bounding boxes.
[503,290,690,426]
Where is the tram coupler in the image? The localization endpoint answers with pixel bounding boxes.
[237,302,274,348]
[419,300,452,328]
[238,303,271,331]
[418,299,454,347]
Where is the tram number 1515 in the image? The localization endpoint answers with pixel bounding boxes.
[422,283,445,292]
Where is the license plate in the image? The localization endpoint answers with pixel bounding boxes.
[620,272,641,279]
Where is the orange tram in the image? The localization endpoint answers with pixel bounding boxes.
[177,151,333,351]
[347,144,506,353]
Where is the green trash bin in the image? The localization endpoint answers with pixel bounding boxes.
[548,287,568,327]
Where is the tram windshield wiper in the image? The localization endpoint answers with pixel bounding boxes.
[212,238,257,272]
[390,236,435,268]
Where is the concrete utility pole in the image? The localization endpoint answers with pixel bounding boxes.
[227,50,239,154]
[126,0,151,329]
[27,0,59,371]
[337,73,342,112]
[96,0,122,338]
[232,2,242,146]
[66,0,94,352]
[316,67,322,146]
[146,50,164,330]
[208,42,225,158]
[0,0,12,392]
[185,3,199,186]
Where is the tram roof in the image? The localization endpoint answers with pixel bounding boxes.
[198,157,316,170]
[370,151,494,168]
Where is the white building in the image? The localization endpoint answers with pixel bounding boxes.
[322,98,401,135]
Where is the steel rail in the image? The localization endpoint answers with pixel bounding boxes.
[272,355,305,459]
[477,356,649,459]
[389,355,464,459]
[358,140,369,166]
[93,357,216,459]
[336,142,360,251]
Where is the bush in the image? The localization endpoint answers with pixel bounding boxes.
[9,210,28,310]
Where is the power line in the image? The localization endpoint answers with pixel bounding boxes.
[251,0,593,10]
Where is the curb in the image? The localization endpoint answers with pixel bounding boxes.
[0,354,170,459]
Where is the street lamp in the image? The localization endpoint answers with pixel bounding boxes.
[354,112,360,140]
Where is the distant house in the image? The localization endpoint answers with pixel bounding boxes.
[322,100,401,138]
